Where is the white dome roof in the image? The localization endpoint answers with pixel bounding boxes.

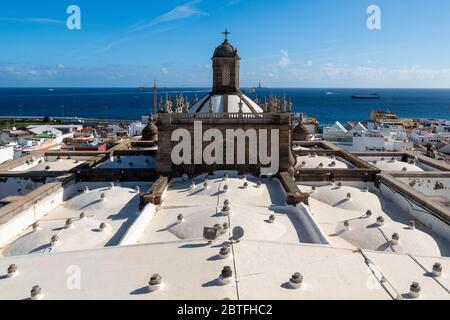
[189,94,264,113]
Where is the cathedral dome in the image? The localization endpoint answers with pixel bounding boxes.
[293,123,310,141]
[142,122,158,141]
[189,94,263,114]
[213,40,238,58]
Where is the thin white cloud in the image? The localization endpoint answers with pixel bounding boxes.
[0,17,65,24]
[127,0,208,34]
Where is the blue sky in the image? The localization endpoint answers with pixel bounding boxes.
[1,0,450,88]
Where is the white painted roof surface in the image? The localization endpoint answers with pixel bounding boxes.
[0,178,44,200]
[189,94,264,113]
[297,184,450,257]
[139,172,312,244]
[96,156,155,169]
[1,183,152,257]
[9,157,87,172]
[371,159,424,172]
[0,240,448,300]
[295,155,349,169]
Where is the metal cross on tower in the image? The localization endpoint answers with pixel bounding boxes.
[222,28,231,41]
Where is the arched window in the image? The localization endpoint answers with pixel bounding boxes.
[222,64,231,86]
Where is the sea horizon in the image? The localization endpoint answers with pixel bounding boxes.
[1,87,449,126]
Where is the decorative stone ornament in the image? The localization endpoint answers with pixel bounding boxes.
[391,233,400,245]
[222,200,231,216]
[268,215,276,224]
[7,264,18,278]
[50,235,59,246]
[148,274,163,292]
[32,222,40,231]
[219,247,231,259]
[31,285,43,300]
[218,266,233,285]
[432,263,442,277]
[409,282,421,298]
[65,218,73,229]
[289,272,304,289]
[376,216,385,226]
[343,220,350,231]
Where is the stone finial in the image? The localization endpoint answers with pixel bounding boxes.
[148,274,162,292]
[7,264,18,277]
[50,235,59,246]
[268,215,276,224]
[219,247,231,259]
[223,185,229,193]
[409,282,421,298]
[190,181,196,189]
[219,266,233,285]
[256,182,262,188]
[65,218,73,229]
[177,214,184,223]
[289,272,304,289]
[343,220,350,231]
[100,193,106,202]
[337,182,342,189]
[366,210,373,217]
[31,285,43,300]
[243,182,248,189]
[391,233,400,245]
[32,221,40,231]
[134,186,140,193]
[432,263,442,277]
[99,222,107,232]
[84,186,90,193]
[80,212,87,220]
[222,200,231,216]
[376,216,385,226]
[346,193,352,200]
[409,220,416,230]
[109,182,115,190]
[203,182,209,190]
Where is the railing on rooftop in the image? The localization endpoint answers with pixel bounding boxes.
[157,112,291,124]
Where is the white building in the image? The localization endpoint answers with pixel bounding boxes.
[323,122,349,142]
[128,122,146,137]
[352,131,385,151]
[0,145,14,164]
[410,131,449,145]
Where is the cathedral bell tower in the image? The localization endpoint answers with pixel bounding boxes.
[212,29,241,95]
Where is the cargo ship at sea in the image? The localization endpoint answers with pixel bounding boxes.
[351,93,380,99]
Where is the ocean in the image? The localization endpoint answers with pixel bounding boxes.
[0,88,449,126]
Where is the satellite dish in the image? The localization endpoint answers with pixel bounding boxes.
[232,226,244,241]
[203,227,219,242]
